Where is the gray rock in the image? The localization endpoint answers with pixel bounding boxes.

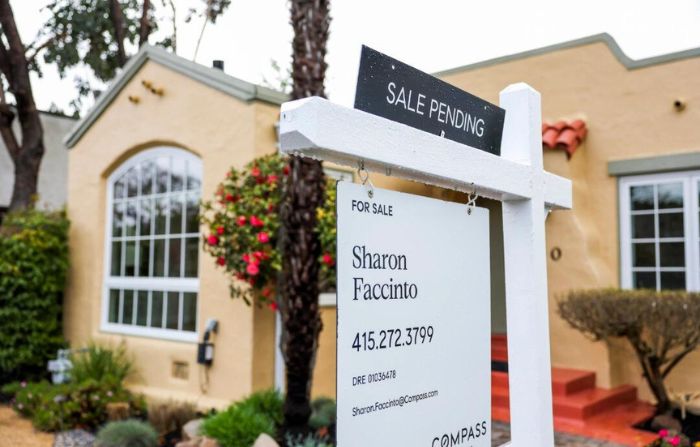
[182,418,203,441]
[253,434,279,447]
[53,429,96,447]
[651,413,682,433]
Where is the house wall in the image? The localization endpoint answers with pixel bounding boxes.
[0,112,75,210]
[439,40,700,399]
[66,60,276,408]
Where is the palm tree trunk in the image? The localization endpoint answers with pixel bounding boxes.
[280,0,331,439]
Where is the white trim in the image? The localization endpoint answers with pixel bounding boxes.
[319,292,337,307]
[101,146,202,343]
[619,170,698,291]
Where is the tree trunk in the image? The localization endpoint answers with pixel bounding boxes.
[280,0,330,440]
[138,0,152,47]
[0,0,45,211]
[108,0,128,66]
[630,341,672,414]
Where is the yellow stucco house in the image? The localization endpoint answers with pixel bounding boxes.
[64,33,700,433]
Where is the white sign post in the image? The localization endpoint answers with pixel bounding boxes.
[279,83,571,447]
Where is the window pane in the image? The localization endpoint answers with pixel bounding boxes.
[632,214,654,239]
[187,161,201,191]
[170,195,183,234]
[139,199,152,236]
[633,243,655,267]
[123,290,134,325]
[658,183,683,209]
[136,291,148,326]
[156,157,169,193]
[169,238,182,277]
[184,237,199,278]
[155,198,168,235]
[108,290,120,323]
[660,242,685,267]
[182,293,197,332]
[631,185,654,210]
[153,239,166,277]
[141,160,155,196]
[659,213,683,238]
[171,158,186,192]
[125,201,137,237]
[151,291,164,328]
[111,242,122,276]
[185,194,199,233]
[661,272,685,290]
[138,240,151,277]
[124,241,136,276]
[126,167,139,197]
[166,292,179,330]
[633,272,656,289]
[114,176,125,199]
[112,203,124,237]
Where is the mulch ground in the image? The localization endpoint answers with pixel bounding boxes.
[0,405,54,447]
[492,422,627,447]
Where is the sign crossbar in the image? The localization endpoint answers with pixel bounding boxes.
[279,82,571,447]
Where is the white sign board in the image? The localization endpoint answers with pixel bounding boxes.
[336,181,491,447]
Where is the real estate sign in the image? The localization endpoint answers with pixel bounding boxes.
[335,181,491,447]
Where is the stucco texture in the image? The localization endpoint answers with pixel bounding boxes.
[441,40,700,399]
[66,60,280,407]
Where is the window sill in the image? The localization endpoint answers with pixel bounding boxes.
[100,323,198,343]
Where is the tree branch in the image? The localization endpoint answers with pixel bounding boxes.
[109,0,127,66]
[138,0,151,47]
[662,344,698,379]
[24,34,61,65]
[0,85,19,160]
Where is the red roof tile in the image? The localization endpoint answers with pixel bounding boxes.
[542,120,587,159]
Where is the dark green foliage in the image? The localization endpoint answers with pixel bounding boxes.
[308,397,335,430]
[285,433,333,447]
[2,379,146,432]
[200,389,283,447]
[236,389,284,426]
[70,343,133,385]
[200,405,275,447]
[96,419,158,447]
[0,210,68,383]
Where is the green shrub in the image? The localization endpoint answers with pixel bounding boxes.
[236,389,283,426]
[2,378,147,432]
[285,433,333,447]
[0,210,69,382]
[71,343,133,385]
[308,397,335,430]
[96,419,158,447]
[201,404,275,447]
[147,399,197,436]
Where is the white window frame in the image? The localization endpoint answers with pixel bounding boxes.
[101,147,201,343]
[619,170,699,291]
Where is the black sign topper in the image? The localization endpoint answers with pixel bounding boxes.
[354,46,505,155]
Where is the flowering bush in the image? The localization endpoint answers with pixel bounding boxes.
[200,154,336,306]
[648,429,692,447]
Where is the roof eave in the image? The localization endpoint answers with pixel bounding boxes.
[64,45,288,148]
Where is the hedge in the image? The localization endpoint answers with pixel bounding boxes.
[0,210,69,383]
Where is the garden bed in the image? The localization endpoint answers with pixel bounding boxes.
[634,410,700,443]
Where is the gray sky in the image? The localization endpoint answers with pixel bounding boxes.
[10,0,700,113]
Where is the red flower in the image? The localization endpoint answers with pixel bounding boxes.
[235,272,245,280]
[251,166,261,177]
[237,216,247,226]
[217,257,226,266]
[267,174,278,184]
[256,176,265,184]
[242,253,250,263]
[283,165,290,175]
[659,429,669,438]
[257,232,270,244]
[322,253,335,266]
[250,215,264,227]
[267,203,275,212]
[253,251,264,260]
[246,263,259,276]
[216,226,224,235]
[225,193,234,202]
[262,288,272,298]
[207,235,219,246]
[268,302,278,312]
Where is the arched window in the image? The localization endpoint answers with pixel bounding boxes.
[103,147,201,342]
